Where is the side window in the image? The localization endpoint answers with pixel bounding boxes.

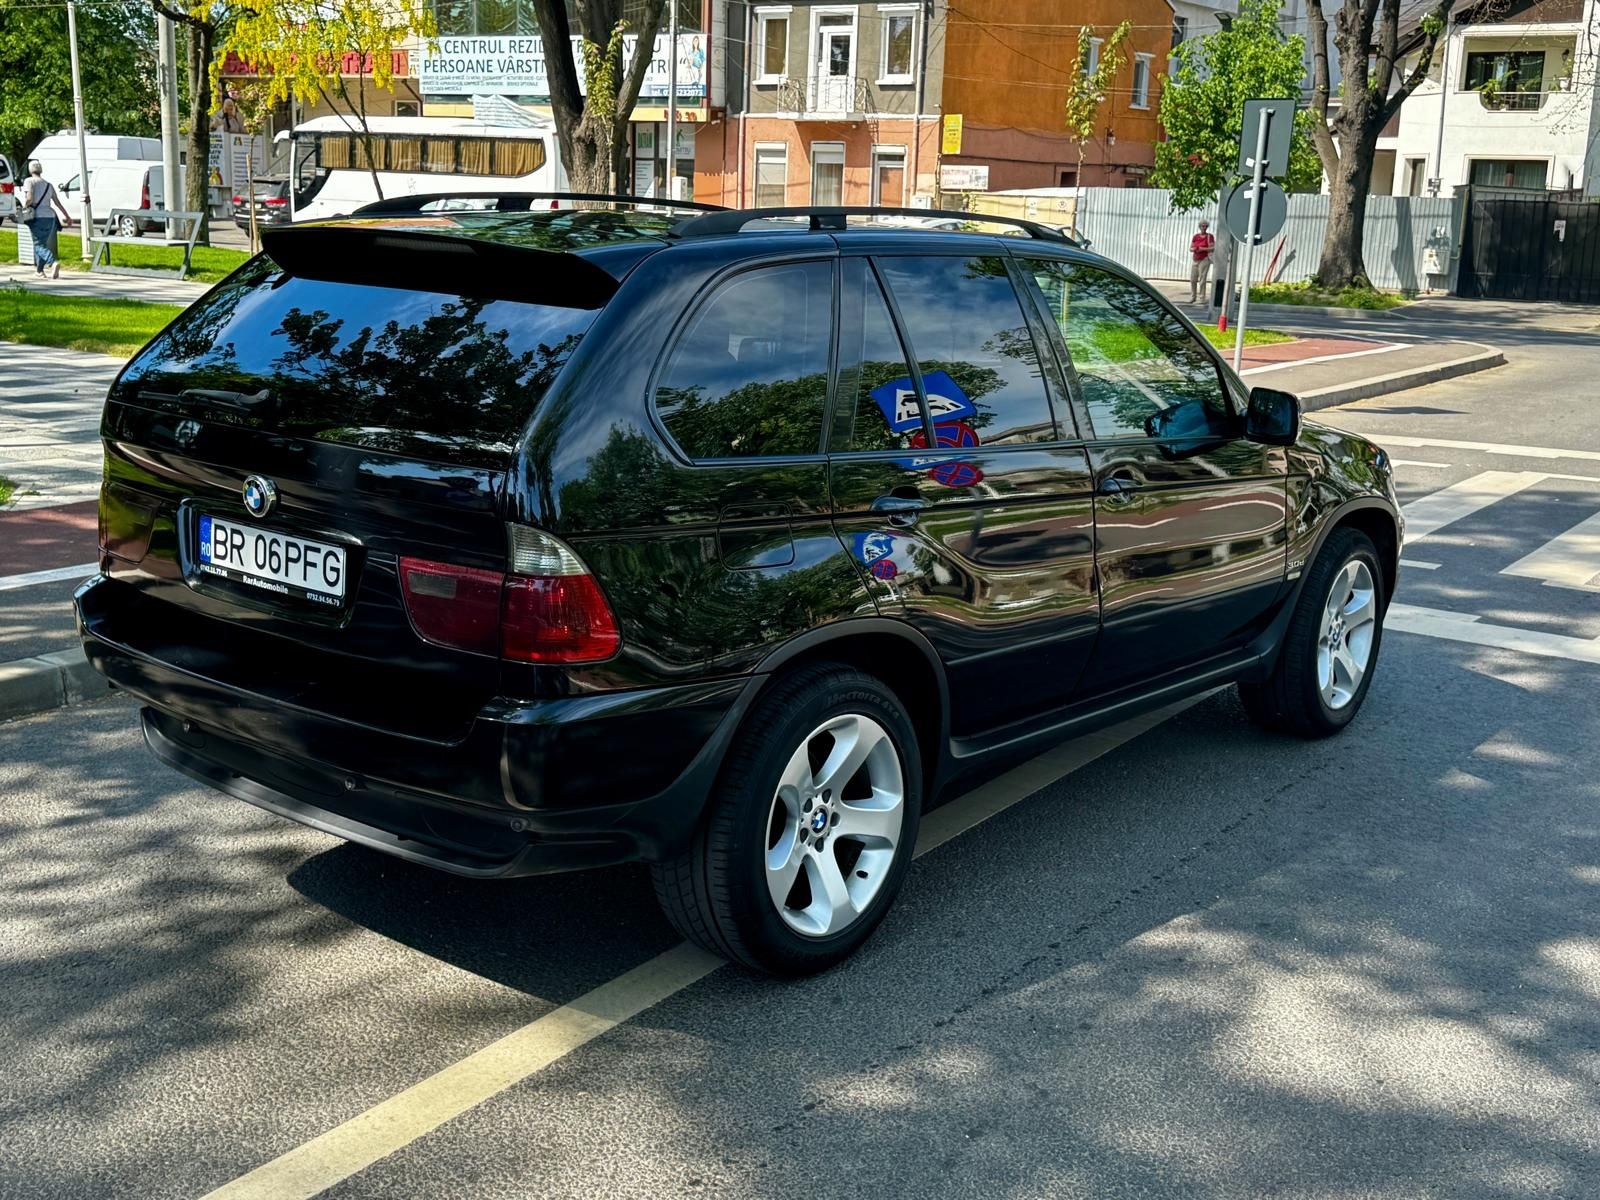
[655,260,833,460]
[1028,260,1233,441]
[833,258,924,453]
[875,256,1057,447]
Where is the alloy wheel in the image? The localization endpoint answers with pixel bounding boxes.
[764,713,905,938]
[1318,558,1378,710]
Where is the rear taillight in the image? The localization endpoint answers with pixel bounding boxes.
[231,194,243,205]
[141,181,150,210]
[0,182,14,195]
[397,526,620,664]
[262,196,287,207]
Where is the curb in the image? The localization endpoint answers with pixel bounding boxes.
[0,647,109,723]
[1297,347,1506,412]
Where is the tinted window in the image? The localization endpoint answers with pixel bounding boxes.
[833,258,923,453]
[655,260,832,460]
[1028,260,1232,441]
[116,257,595,468]
[876,255,1056,446]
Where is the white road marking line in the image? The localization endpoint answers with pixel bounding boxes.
[1391,459,1452,469]
[1388,603,1600,665]
[0,563,98,591]
[1400,560,1441,570]
[1502,511,1600,590]
[1358,434,1600,464]
[1400,470,1547,542]
[1240,342,1408,377]
[197,695,1207,1200]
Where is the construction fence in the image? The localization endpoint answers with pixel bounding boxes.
[966,187,1462,293]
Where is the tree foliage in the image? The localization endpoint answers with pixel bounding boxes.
[219,0,436,201]
[1063,19,1131,195]
[0,0,159,166]
[1151,0,1322,211]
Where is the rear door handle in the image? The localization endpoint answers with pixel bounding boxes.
[871,495,927,527]
[1097,474,1141,503]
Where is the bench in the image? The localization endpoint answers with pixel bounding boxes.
[90,209,205,280]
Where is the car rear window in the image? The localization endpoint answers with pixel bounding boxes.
[116,256,597,468]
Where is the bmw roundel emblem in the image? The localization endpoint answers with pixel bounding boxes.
[810,809,829,834]
[242,474,278,519]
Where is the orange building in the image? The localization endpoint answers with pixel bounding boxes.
[941,0,1173,190]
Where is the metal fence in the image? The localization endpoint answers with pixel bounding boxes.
[969,187,1462,293]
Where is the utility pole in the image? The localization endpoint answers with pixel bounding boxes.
[664,0,679,200]
[66,0,94,258]
[1232,106,1270,372]
[157,13,182,237]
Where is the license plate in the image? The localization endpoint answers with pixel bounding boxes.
[197,514,347,605]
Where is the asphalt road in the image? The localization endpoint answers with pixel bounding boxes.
[3,300,1599,1200]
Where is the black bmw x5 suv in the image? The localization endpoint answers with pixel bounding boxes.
[78,198,1402,975]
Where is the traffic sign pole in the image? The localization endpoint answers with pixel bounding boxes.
[1232,107,1272,373]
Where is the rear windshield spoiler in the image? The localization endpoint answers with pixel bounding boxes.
[259,223,619,309]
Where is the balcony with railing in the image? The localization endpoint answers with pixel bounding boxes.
[769,75,881,120]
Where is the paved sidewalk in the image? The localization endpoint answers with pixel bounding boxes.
[0,343,122,513]
[0,260,211,304]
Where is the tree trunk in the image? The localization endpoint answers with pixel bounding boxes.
[1314,127,1379,289]
[184,22,213,245]
[565,113,612,194]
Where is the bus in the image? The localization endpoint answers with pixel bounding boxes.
[288,115,566,221]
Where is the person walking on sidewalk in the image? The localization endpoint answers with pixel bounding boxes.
[18,161,75,280]
[1188,219,1216,304]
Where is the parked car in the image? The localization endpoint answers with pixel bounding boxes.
[86,161,166,236]
[0,153,15,223]
[233,178,291,230]
[27,132,161,210]
[78,200,1402,976]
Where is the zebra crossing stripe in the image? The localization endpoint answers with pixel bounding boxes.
[1400,470,1548,542]
[1502,511,1600,591]
[1388,604,1600,666]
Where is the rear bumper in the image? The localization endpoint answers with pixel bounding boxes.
[77,575,760,877]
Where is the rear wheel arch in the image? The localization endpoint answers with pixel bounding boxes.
[752,622,949,796]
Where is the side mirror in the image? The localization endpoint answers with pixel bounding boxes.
[1246,386,1300,446]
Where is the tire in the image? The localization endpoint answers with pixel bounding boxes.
[652,663,923,976]
[116,215,141,238]
[1240,527,1386,737]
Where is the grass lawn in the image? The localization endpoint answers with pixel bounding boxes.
[0,227,251,285]
[1198,324,1292,351]
[1249,279,1410,311]
[0,288,184,356]
[0,475,14,508]
[1082,320,1292,365]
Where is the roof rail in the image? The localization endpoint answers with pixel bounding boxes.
[668,205,1083,245]
[352,191,729,216]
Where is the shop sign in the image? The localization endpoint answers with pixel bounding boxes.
[419,34,709,99]
[940,164,989,192]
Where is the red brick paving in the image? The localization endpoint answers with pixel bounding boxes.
[0,501,99,575]
[1237,335,1390,371]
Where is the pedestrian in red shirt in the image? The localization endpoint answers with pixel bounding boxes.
[1189,219,1216,303]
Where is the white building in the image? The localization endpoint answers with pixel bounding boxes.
[1170,0,1238,72]
[1389,0,1600,195]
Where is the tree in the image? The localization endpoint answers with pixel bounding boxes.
[219,0,435,203]
[142,0,232,244]
[525,0,668,194]
[1151,0,1322,210]
[1306,0,1453,287]
[0,0,158,167]
[1063,19,1131,205]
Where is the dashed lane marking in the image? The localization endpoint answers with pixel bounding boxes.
[195,698,1205,1200]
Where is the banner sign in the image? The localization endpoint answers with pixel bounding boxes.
[419,34,708,98]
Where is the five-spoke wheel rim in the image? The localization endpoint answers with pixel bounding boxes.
[765,713,905,938]
[1318,558,1378,710]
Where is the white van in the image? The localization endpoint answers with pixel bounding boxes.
[27,132,163,217]
[289,115,566,221]
[89,161,177,236]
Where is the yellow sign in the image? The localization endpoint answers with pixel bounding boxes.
[941,113,963,156]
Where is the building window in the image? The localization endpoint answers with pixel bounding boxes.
[755,8,789,83]
[1463,50,1545,109]
[1085,36,1103,77]
[1132,54,1152,108]
[754,143,788,206]
[394,100,421,118]
[872,145,906,205]
[1404,157,1426,196]
[879,6,916,84]
[811,142,845,206]
[1469,159,1548,190]
[1170,16,1187,75]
